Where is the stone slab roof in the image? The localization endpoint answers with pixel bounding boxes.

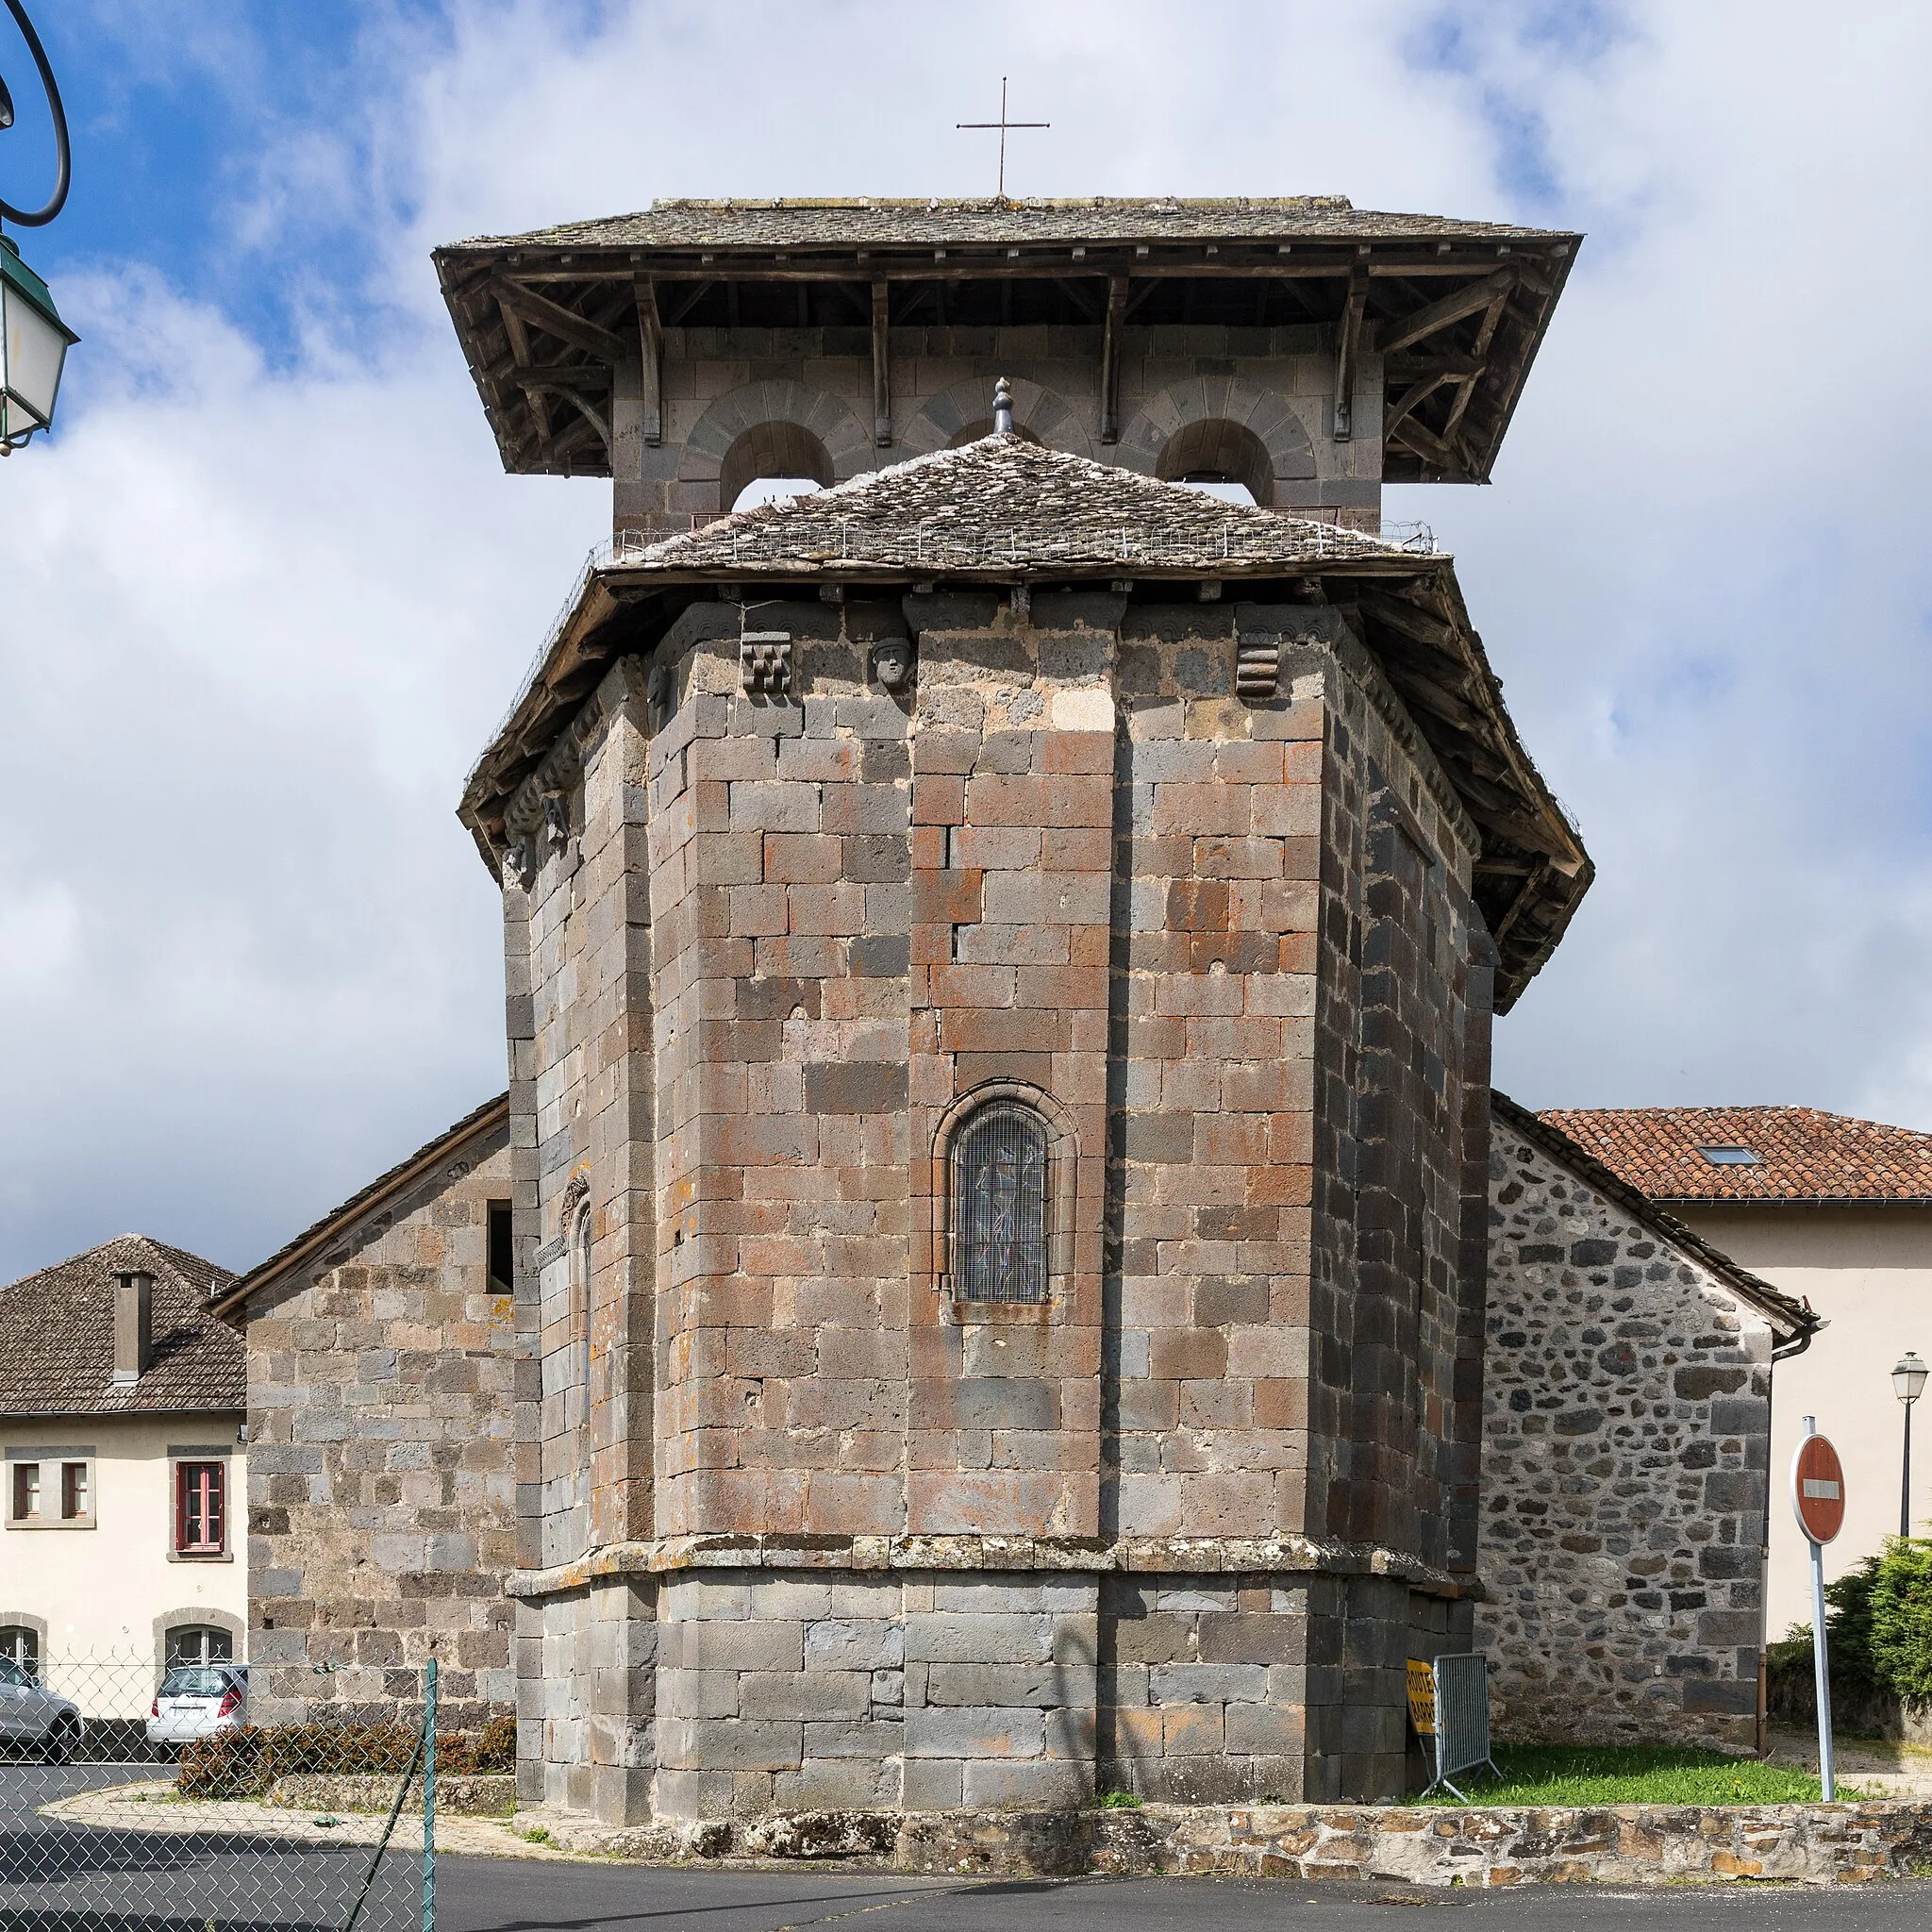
[433,193,1579,488]
[457,195,1560,252]
[619,432,1411,576]
[0,1234,242,1417]
[213,1092,510,1319]
[461,432,1591,1011]
[1494,1095,1818,1342]
[1540,1106,1932,1205]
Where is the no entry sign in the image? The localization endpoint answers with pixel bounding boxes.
[1792,1431,1846,1544]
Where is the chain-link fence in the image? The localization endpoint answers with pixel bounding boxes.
[0,1651,485,1929]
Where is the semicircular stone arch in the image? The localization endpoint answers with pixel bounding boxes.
[1117,376,1316,493]
[679,381,873,509]
[901,375,1094,460]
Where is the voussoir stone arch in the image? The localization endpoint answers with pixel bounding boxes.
[902,375,1094,460]
[1118,375,1317,492]
[678,381,873,506]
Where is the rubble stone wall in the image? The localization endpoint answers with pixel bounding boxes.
[1477,1115,1776,1750]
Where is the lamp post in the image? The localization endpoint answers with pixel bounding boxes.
[0,0,76,454]
[1896,1351,1928,1538]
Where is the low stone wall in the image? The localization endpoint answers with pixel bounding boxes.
[268,1774,516,1818]
[520,1798,1932,1886]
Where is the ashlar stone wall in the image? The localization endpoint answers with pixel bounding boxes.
[243,1115,520,1728]
[506,582,1494,1823]
[1477,1111,1777,1751]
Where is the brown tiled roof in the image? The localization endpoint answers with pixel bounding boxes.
[1494,1096,1818,1341]
[0,1235,242,1417]
[213,1092,509,1318]
[1539,1106,1932,1205]
[456,195,1559,251]
[615,431,1408,577]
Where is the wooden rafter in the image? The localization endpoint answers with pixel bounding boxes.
[488,277,628,363]
[1374,267,1517,358]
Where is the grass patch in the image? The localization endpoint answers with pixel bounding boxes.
[1406,1744,1854,1807]
[1096,1789,1143,1809]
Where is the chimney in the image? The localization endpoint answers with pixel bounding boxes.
[113,1270,154,1387]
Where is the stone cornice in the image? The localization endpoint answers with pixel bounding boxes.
[507,1532,1481,1602]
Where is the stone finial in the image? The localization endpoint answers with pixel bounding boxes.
[992,376,1014,436]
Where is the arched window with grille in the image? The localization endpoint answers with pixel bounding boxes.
[951,1101,1052,1305]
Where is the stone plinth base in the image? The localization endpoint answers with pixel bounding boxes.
[514,1797,1932,1887]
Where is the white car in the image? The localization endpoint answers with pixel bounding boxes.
[0,1655,84,1761]
[146,1663,249,1749]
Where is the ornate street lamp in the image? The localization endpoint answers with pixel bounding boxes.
[1896,1350,1928,1537]
[0,0,75,455]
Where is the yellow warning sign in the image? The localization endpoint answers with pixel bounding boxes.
[1407,1658,1436,1736]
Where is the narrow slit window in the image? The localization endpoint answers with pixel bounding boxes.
[952,1102,1051,1304]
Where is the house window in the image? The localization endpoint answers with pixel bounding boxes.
[175,1462,225,1556]
[951,1101,1051,1304]
[0,1626,39,1679]
[9,1462,39,1523]
[60,1461,90,1522]
[164,1624,233,1670]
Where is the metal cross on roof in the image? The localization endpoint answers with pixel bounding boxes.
[956,76,1048,202]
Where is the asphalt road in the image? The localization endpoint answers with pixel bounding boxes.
[430,1863,1932,1932]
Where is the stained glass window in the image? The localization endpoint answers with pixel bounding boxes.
[953,1102,1051,1304]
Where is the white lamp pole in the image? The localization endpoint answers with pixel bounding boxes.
[1896,1352,1928,1538]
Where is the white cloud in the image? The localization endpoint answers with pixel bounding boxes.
[5,0,1932,1279]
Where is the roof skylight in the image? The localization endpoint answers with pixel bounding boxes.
[1697,1146,1761,1166]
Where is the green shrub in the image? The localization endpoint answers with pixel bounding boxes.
[1869,1538,1932,1701]
[177,1718,515,1800]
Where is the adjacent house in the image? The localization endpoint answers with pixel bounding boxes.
[1542,1106,1932,1633]
[0,1235,246,1722]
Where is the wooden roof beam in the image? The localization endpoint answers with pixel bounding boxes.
[489,277,629,363]
[1375,267,1517,358]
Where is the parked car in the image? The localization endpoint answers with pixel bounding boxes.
[146,1663,249,1750]
[0,1654,84,1762]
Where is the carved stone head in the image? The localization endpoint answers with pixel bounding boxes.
[872,637,915,694]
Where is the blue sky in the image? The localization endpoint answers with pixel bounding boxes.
[6,0,1932,1279]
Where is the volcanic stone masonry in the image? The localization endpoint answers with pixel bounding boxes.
[1476,1102,1803,1753]
[491,547,1507,1822]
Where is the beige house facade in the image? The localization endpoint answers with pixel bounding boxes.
[1546,1107,1932,1636]
[0,1236,247,1721]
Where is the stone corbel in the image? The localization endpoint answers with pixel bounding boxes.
[740,631,792,695]
[504,697,599,885]
[1235,634,1282,704]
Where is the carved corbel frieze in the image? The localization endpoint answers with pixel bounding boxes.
[504,695,602,886]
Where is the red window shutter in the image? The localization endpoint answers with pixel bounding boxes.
[175,1465,188,1553]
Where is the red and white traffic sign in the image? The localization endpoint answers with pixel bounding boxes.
[1791,1431,1846,1544]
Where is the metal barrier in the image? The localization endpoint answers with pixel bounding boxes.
[0,1651,459,1929]
[1417,1652,1500,1801]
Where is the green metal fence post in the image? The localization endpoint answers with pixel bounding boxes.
[423,1656,437,1932]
